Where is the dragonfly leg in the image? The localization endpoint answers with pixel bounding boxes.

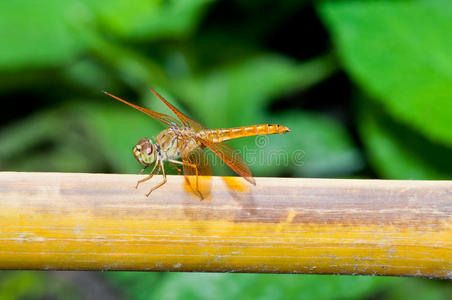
[168,159,202,198]
[136,161,160,189]
[138,164,149,175]
[146,161,167,197]
[169,161,182,175]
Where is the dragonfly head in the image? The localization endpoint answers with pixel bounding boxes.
[133,138,157,165]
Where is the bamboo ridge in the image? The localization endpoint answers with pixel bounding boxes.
[0,172,451,278]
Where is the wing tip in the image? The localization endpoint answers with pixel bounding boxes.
[246,177,256,185]
[148,86,159,97]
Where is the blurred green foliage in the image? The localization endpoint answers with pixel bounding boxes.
[0,0,451,299]
[0,271,80,300]
[319,0,452,179]
[105,272,452,300]
[320,1,452,146]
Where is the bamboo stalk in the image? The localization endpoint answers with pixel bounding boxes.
[0,172,451,278]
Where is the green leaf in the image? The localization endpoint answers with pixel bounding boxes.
[104,272,452,300]
[149,273,391,300]
[104,272,163,300]
[83,0,215,40]
[318,1,452,146]
[271,111,363,177]
[0,271,80,300]
[0,0,84,70]
[174,54,337,128]
[0,110,59,165]
[0,104,107,173]
[358,99,452,180]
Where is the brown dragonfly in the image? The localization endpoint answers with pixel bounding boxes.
[104,87,291,199]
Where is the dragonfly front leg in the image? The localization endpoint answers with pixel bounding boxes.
[136,161,160,188]
[138,164,149,175]
[146,161,167,197]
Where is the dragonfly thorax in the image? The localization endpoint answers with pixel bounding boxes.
[133,137,157,165]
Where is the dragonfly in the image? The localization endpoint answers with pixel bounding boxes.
[104,87,291,199]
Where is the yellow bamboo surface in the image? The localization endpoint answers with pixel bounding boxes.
[0,172,451,278]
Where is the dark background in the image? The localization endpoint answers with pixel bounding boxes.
[0,0,451,299]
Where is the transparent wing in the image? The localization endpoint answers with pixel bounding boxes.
[181,146,212,200]
[148,87,205,132]
[104,91,182,127]
[202,141,256,185]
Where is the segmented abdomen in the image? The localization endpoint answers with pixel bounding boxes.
[200,124,291,143]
